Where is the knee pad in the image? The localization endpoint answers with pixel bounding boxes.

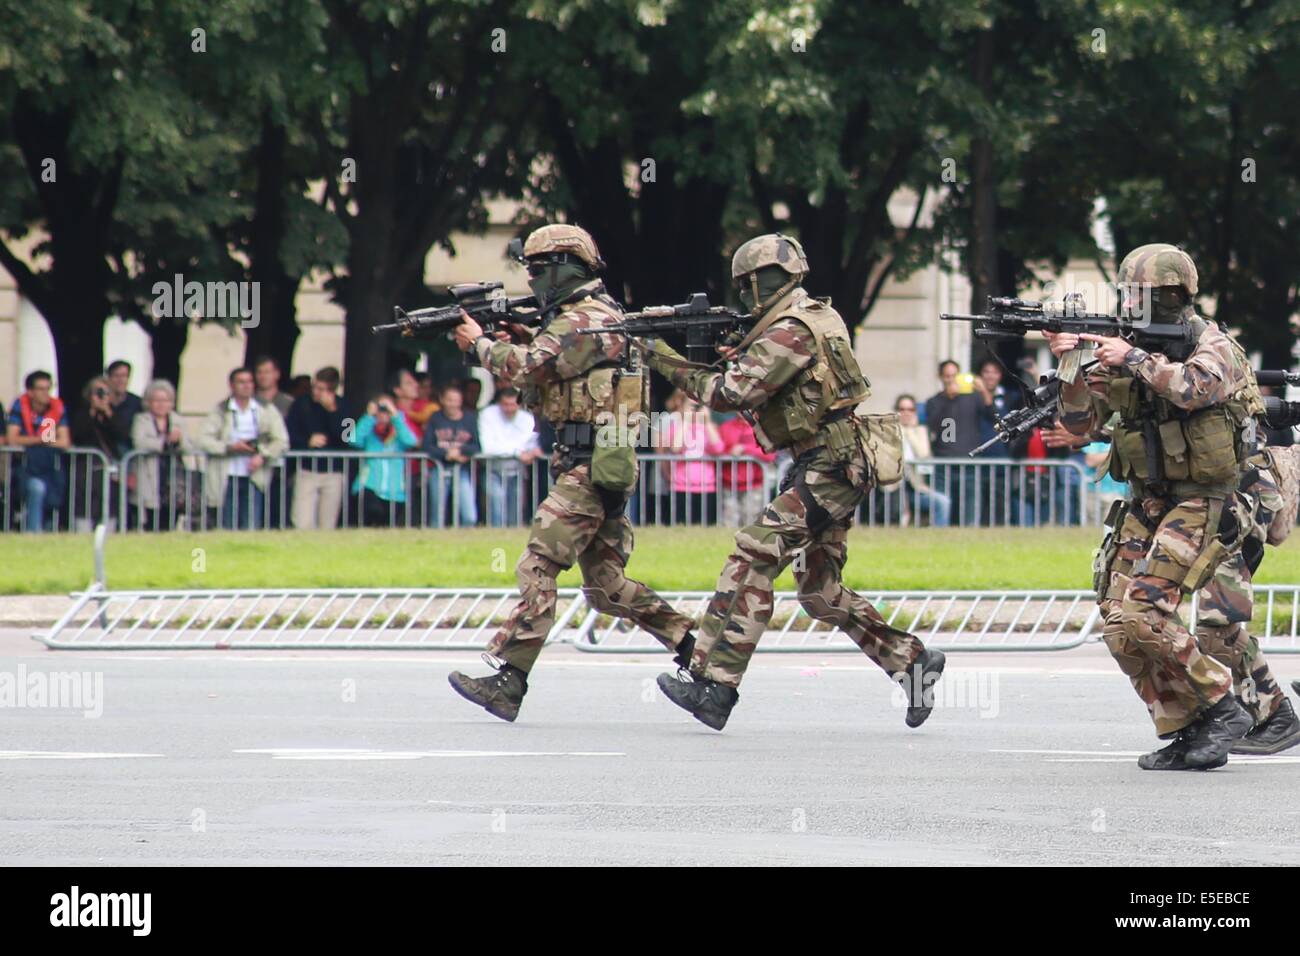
[1196,623,1246,666]
[1118,602,1175,655]
[796,590,846,626]
[581,579,619,614]
[516,549,562,593]
[1101,606,1145,678]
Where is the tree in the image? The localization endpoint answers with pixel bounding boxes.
[316,0,531,404]
[1093,0,1300,367]
[0,0,249,401]
[513,0,751,308]
[699,0,980,327]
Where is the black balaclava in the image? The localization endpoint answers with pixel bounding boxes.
[1131,285,1195,359]
[737,265,799,316]
[528,259,593,311]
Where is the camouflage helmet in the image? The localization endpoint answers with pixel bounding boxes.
[522,224,604,272]
[1117,243,1198,296]
[730,233,810,280]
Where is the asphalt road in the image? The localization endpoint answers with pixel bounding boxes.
[2,632,1298,865]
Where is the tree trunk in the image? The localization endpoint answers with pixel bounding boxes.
[243,115,302,374]
[969,27,999,315]
[146,317,190,391]
[8,98,121,413]
[46,303,108,414]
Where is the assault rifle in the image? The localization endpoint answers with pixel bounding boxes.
[1246,371,1300,430]
[578,293,753,365]
[372,281,537,336]
[969,370,1067,457]
[941,293,1194,382]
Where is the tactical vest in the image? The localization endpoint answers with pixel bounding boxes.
[1107,317,1265,493]
[538,295,647,427]
[747,293,871,452]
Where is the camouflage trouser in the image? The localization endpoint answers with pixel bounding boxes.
[1196,546,1285,725]
[1098,495,1233,737]
[487,463,694,673]
[691,449,923,688]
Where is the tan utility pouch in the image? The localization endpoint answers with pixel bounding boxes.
[614,369,645,417]
[856,413,904,489]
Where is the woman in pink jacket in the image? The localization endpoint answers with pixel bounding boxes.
[659,390,725,525]
[717,413,776,525]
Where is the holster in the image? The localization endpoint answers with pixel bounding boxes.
[1092,498,1130,601]
[782,449,832,535]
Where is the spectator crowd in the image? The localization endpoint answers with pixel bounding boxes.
[3,349,1240,533]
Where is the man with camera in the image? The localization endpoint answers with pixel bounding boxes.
[197,366,289,530]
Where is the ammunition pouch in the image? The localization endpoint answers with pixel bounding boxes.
[540,365,634,425]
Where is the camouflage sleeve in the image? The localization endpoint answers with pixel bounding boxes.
[653,318,815,413]
[1123,328,1245,411]
[1058,364,1114,437]
[473,309,621,386]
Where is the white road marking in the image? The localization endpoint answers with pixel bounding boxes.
[235,747,625,761]
[0,750,163,760]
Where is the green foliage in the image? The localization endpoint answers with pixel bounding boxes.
[2,0,1299,393]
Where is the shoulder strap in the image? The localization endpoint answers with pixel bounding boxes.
[737,289,810,350]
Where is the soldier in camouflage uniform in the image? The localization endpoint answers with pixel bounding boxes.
[447,224,697,721]
[643,234,945,731]
[1049,243,1258,770]
[1195,446,1300,754]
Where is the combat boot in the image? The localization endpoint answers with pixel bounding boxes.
[1137,731,1228,771]
[1180,694,1253,768]
[656,670,739,731]
[448,656,528,722]
[902,648,946,728]
[1231,699,1300,755]
[672,633,696,670]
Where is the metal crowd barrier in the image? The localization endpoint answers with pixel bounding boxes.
[575,589,1103,653]
[861,457,1100,528]
[30,526,1300,653]
[116,449,439,531]
[5,447,1109,533]
[0,446,114,533]
[35,583,590,650]
[107,449,780,531]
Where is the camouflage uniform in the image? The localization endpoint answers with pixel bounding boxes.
[1196,453,1292,725]
[471,230,694,675]
[646,238,925,692]
[1063,247,1262,740]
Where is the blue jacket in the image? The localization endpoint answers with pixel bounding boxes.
[350,414,418,502]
